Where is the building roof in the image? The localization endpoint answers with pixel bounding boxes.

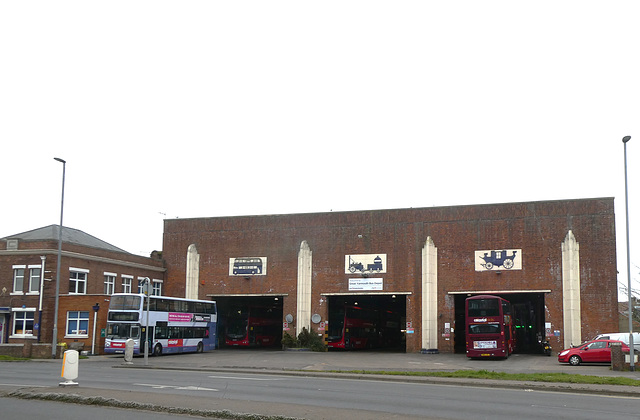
[1,225,129,254]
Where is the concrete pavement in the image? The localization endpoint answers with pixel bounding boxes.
[118,348,640,377]
[110,348,640,396]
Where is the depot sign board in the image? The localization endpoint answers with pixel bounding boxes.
[348,278,383,291]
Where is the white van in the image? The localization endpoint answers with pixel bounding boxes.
[593,332,640,346]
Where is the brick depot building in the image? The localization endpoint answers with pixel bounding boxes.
[162,197,618,354]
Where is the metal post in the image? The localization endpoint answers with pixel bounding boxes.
[144,277,150,365]
[91,303,100,355]
[52,157,66,359]
[623,135,635,371]
[38,255,46,342]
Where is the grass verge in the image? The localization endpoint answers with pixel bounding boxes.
[324,369,640,387]
[0,355,30,362]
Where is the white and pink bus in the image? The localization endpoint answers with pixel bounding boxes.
[104,293,217,356]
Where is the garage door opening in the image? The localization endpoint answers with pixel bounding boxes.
[327,294,406,352]
[212,296,284,349]
[453,292,548,354]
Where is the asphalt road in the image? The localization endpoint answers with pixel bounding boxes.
[1,350,639,419]
[2,366,640,420]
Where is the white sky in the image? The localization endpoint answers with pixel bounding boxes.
[2,2,639,299]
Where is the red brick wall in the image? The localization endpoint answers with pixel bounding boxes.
[162,198,618,352]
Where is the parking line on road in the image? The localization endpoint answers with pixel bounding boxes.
[134,383,218,391]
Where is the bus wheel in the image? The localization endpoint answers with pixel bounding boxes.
[153,344,163,357]
[197,342,203,353]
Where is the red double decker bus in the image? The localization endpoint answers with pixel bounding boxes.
[465,295,516,358]
[328,305,379,350]
[225,306,280,347]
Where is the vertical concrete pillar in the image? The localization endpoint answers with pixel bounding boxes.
[422,236,438,350]
[296,241,312,336]
[562,230,581,348]
[186,244,200,300]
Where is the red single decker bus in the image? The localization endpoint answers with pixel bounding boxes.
[328,305,379,350]
[225,306,280,347]
[465,294,516,358]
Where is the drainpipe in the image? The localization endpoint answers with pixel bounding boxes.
[38,256,46,342]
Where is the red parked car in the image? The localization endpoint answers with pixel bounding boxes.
[558,339,629,366]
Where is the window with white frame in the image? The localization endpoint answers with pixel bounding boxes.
[66,311,89,337]
[122,276,133,293]
[137,277,146,294]
[152,279,163,296]
[29,266,41,293]
[12,266,25,293]
[69,268,88,294]
[12,309,35,336]
[104,273,116,295]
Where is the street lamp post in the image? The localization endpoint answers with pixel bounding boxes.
[52,157,66,359]
[623,135,635,371]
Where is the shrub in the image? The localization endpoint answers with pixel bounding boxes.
[281,331,297,349]
[281,327,327,352]
[297,327,327,352]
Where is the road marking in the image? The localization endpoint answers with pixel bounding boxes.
[134,383,218,391]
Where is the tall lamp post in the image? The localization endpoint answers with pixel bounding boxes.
[52,157,66,359]
[623,135,635,371]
